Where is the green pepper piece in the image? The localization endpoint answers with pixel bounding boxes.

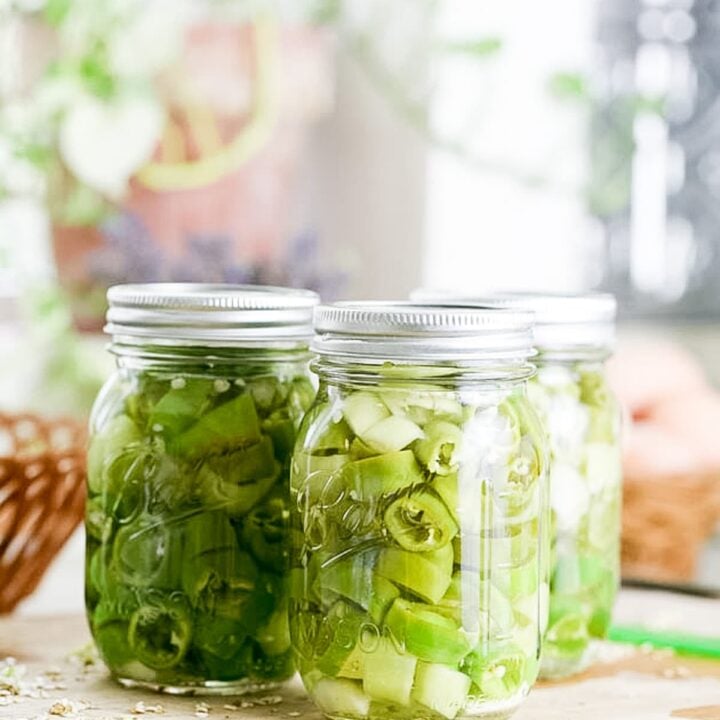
[509,559,539,600]
[384,485,459,552]
[248,376,289,414]
[206,436,279,486]
[580,369,618,444]
[436,571,463,623]
[113,516,183,590]
[199,444,279,517]
[182,516,264,623]
[361,415,424,453]
[342,391,390,436]
[102,444,153,522]
[349,437,379,459]
[85,496,113,543]
[301,401,353,454]
[292,451,349,504]
[147,378,215,437]
[88,414,142,494]
[288,376,316,416]
[199,641,250,681]
[242,495,289,571]
[362,637,417,706]
[318,550,374,608]
[432,473,459,519]
[257,604,291,657]
[313,677,371,718]
[128,596,192,670]
[243,641,295,681]
[339,450,424,501]
[262,412,296,463]
[172,393,261,457]
[384,598,471,665]
[376,544,453,605]
[95,622,135,669]
[411,662,471,720]
[319,552,400,624]
[545,612,589,658]
[462,642,526,700]
[551,553,582,595]
[194,614,248,661]
[315,601,367,677]
[413,420,462,475]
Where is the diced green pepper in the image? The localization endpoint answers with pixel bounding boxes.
[384,598,472,664]
[147,378,215,437]
[315,601,367,677]
[242,495,289,571]
[172,393,261,457]
[376,544,453,605]
[339,451,424,501]
[361,637,416,706]
[87,414,142,494]
[342,391,389,436]
[361,415,424,453]
[313,677,371,718]
[412,662,471,719]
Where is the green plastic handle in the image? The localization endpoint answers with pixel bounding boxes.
[608,624,720,659]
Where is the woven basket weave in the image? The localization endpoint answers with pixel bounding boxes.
[0,413,86,614]
[622,470,720,582]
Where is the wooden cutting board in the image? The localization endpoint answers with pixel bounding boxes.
[1,607,719,720]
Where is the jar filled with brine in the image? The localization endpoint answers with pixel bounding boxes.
[289,303,549,720]
[85,284,318,694]
[415,292,621,679]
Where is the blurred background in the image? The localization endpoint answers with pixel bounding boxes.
[0,0,719,614]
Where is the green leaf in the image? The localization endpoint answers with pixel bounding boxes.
[44,0,72,26]
[311,0,341,24]
[548,72,589,101]
[79,55,115,99]
[57,183,108,226]
[440,37,504,58]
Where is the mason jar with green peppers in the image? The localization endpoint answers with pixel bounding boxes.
[85,284,318,694]
[415,292,621,679]
[289,303,549,720]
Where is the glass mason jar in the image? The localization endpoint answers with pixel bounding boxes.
[420,294,621,679]
[85,284,318,694]
[289,303,549,720]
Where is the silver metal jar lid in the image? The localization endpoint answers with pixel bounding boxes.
[105,283,319,346]
[312,302,535,362]
[411,290,616,352]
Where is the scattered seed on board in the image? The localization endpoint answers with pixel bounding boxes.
[130,701,165,715]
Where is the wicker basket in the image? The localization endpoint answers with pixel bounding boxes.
[0,413,86,614]
[622,470,720,582]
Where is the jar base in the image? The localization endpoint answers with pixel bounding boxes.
[539,646,592,680]
[116,676,282,697]
[320,694,523,720]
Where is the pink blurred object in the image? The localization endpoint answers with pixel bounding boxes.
[608,338,720,476]
[607,339,707,415]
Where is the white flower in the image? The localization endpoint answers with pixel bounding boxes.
[59,93,164,198]
[107,0,188,79]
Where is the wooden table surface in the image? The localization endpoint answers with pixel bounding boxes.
[1,590,720,720]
